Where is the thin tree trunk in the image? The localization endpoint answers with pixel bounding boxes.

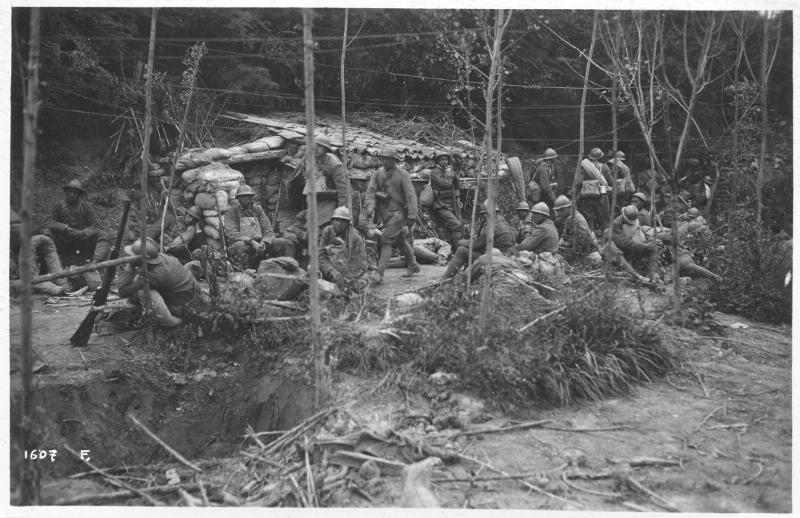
[139,9,158,313]
[756,13,769,241]
[161,42,204,250]
[18,7,41,505]
[663,98,681,311]
[606,60,619,278]
[303,8,328,409]
[570,12,598,244]
[340,8,350,212]
[477,9,506,338]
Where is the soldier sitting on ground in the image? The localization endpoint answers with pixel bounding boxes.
[164,205,207,263]
[42,179,111,291]
[553,195,601,267]
[630,192,652,226]
[510,201,533,243]
[612,205,660,282]
[225,183,294,269]
[319,206,368,284]
[518,202,559,255]
[441,200,515,279]
[389,237,452,268]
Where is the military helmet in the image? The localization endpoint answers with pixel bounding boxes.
[609,150,626,161]
[331,206,352,222]
[632,192,648,204]
[543,148,558,160]
[588,148,604,160]
[124,237,162,264]
[315,134,334,150]
[621,205,639,224]
[687,207,701,218]
[516,201,530,211]
[185,205,203,221]
[553,195,572,210]
[236,184,255,197]
[63,179,86,193]
[531,202,551,218]
[378,146,401,160]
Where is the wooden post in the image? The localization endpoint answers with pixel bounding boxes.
[756,13,769,241]
[18,7,41,505]
[303,8,329,409]
[570,12,598,246]
[139,8,158,315]
[340,8,350,212]
[606,56,619,277]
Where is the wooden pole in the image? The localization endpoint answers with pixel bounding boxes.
[606,49,619,278]
[340,8,350,212]
[478,9,506,336]
[23,255,142,286]
[303,8,329,409]
[18,7,41,504]
[139,9,158,315]
[756,13,769,241]
[571,12,598,245]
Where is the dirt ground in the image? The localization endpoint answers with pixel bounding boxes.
[9,266,792,511]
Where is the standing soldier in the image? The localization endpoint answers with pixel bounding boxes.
[42,179,111,291]
[303,135,351,227]
[607,150,634,207]
[225,183,294,269]
[576,148,612,235]
[365,146,420,284]
[527,147,557,208]
[428,151,462,247]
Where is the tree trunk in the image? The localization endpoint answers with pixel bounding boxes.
[341,9,350,212]
[606,59,619,278]
[663,98,681,311]
[18,7,42,505]
[139,9,158,314]
[756,13,769,241]
[303,8,329,410]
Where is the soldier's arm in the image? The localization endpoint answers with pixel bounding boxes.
[403,173,418,221]
[257,206,275,241]
[327,157,351,208]
[364,174,378,214]
[223,206,247,243]
[43,204,70,233]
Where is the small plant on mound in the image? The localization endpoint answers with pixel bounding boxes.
[396,281,673,407]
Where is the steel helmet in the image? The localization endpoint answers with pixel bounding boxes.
[331,206,352,222]
[609,150,625,161]
[588,148,604,160]
[543,148,558,160]
[124,237,162,264]
[553,195,572,210]
[379,146,400,160]
[315,134,334,150]
[63,179,86,193]
[621,205,639,224]
[236,184,255,197]
[632,192,648,204]
[687,207,700,218]
[516,201,530,211]
[435,150,450,159]
[185,205,203,221]
[531,202,550,218]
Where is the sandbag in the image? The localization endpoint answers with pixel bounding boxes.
[181,169,201,184]
[227,271,255,291]
[195,192,217,210]
[204,216,222,230]
[205,237,222,251]
[255,258,308,300]
[255,135,285,149]
[175,148,210,171]
[227,146,248,156]
[203,225,221,240]
[185,179,202,194]
[197,166,244,185]
[243,141,270,153]
[214,190,229,212]
[202,209,219,217]
[205,148,231,160]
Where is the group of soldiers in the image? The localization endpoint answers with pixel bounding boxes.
[12,142,720,328]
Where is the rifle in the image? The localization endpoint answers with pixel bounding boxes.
[70,197,132,347]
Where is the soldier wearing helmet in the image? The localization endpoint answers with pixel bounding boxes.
[42,179,111,291]
[610,204,660,282]
[365,146,420,283]
[552,195,600,266]
[511,201,533,243]
[607,150,635,205]
[517,202,559,255]
[427,149,463,248]
[319,206,367,284]
[225,183,295,269]
[527,147,558,208]
[303,134,351,226]
[118,237,208,327]
[630,192,652,226]
[575,148,613,234]
[441,198,515,279]
[164,205,207,262]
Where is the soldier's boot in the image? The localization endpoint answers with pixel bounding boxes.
[400,238,420,278]
[370,244,393,285]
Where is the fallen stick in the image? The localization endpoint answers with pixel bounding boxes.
[457,453,582,509]
[500,271,557,295]
[128,414,201,472]
[288,473,310,507]
[239,450,283,469]
[518,287,596,332]
[561,472,622,498]
[263,300,305,311]
[53,482,200,505]
[742,462,763,485]
[251,315,309,323]
[621,501,654,512]
[704,422,748,431]
[540,425,631,433]
[62,444,163,506]
[455,419,552,438]
[433,472,539,483]
[694,406,724,432]
[625,476,679,512]
[608,457,681,467]
[24,255,142,285]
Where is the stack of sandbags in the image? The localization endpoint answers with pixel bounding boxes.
[174,135,286,172]
[179,162,245,250]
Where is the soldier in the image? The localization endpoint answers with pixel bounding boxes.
[319,206,367,284]
[42,179,111,290]
[303,134,351,227]
[428,150,462,247]
[518,202,559,254]
[225,183,294,269]
[164,205,207,262]
[576,148,613,234]
[365,146,420,284]
[631,192,652,226]
[528,147,557,208]
[118,237,208,327]
[607,150,634,206]
[553,195,600,266]
[612,205,660,282]
[511,201,533,243]
[441,201,515,279]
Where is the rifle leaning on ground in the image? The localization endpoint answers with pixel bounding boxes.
[70,197,132,347]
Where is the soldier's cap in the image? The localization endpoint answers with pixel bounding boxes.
[124,237,162,264]
[63,179,86,193]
